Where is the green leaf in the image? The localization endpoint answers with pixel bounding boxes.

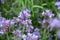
[32,5,44,9]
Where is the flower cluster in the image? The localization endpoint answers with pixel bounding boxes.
[18,8,34,33]
[1,0,60,40]
[0,17,17,34]
[12,28,40,40]
[37,8,60,31]
[12,8,40,40]
[0,8,41,40]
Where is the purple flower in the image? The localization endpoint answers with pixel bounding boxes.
[57,6,60,10]
[15,17,20,22]
[49,18,60,30]
[12,29,22,37]
[45,10,54,18]
[27,33,39,40]
[26,25,34,32]
[21,20,28,25]
[34,28,40,32]
[5,19,11,25]
[10,19,16,25]
[33,31,40,38]
[33,28,40,38]
[55,1,60,6]
[55,1,60,10]
[21,19,32,26]
[21,34,27,40]
[0,17,6,22]
[18,12,25,19]
[23,8,31,17]
[41,10,54,18]
[0,30,4,34]
[18,8,31,20]
[18,8,33,33]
